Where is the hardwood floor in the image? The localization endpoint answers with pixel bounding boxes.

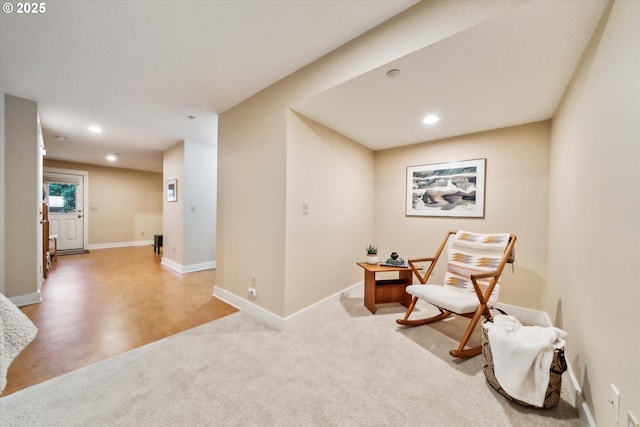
[2,246,237,397]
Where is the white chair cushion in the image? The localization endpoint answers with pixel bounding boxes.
[406,284,481,314]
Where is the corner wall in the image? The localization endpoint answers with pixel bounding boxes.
[285,111,374,315]
[217,0,520,318]
[375,121,550,309]
[163,142,185,266]
[4,95,41,300]
[163,140,217,273]
[547,1,639,423]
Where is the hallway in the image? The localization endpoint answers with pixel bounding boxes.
[2,246,236,396]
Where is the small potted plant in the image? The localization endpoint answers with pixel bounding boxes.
[365,244,379,264]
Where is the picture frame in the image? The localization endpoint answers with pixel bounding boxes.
[167,179,177,202]
[406,158,486,218]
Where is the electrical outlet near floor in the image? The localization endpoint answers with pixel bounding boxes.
[629,411,639,427]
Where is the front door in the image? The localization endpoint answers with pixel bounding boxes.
[45,176,84,251]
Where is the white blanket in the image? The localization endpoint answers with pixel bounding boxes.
[484,315,566,407]
[0,293,38,393]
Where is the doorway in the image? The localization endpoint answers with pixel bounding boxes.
[43,169,88,251]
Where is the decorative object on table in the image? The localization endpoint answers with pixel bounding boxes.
[406,158,486,218]
[365,244,378,264]
[380,251,408,268]
[1,293,38,393]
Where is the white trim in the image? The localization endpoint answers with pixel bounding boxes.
[494,302,550,326]
[161,257,216,274]
[284,281,362,327]
[161,257,183,273]
[213,286,284,330]
[9,291,42,307]
[88,240,153,250]
[579,395,597,427]
[212,281,363,331]
[182,261,216,273]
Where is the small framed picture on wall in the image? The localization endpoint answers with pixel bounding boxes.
[167,179,177,202]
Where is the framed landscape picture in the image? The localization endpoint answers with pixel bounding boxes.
[406,158,486,218]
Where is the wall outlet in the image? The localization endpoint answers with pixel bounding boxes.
[610,384,620,424]
[629,412,639,427]
[248,287,258,297]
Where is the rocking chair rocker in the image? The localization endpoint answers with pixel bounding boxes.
[396,230,516,358]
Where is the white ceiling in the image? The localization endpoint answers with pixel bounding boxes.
[1,0,606,173]
[296,0,608,150]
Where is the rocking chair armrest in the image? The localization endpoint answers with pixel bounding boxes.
[408,257,437,285]
[407,257,436,263]
[470,270,500,280]
[470,270,501,305]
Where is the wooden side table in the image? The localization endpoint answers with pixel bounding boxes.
[356,262,414,314]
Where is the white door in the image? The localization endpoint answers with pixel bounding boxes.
[45,175,85,251]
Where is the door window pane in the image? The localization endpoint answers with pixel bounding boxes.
[48,183,77,213]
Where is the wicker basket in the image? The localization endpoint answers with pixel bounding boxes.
[481,323,567,408]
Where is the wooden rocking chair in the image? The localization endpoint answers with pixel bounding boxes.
[396,230,516,358]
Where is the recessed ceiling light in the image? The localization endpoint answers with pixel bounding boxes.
[106,153,119,162]
[422,114,440,125]
[88,125,102,134]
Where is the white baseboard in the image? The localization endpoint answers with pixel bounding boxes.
[213,286,285,330]
[8,291,42,307]
[88,240,153,250]
[494,302,550,326]
[161,257,215,273]
[579,395,596,427]
[212,282,363,331]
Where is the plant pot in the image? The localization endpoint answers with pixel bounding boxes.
[366,254,378,264]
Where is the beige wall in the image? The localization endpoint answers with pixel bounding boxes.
[218,94,288,315]
[0,92,4,295]
[217,0,517,318]
[220,3,637,422]
[44,159,163,246]
[4,95,41,299]
[375,121,550,309]
[547,1,639,423]
[285,111,374,315]
[163,142,185,265]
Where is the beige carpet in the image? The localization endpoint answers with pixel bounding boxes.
[0,293,578,426]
